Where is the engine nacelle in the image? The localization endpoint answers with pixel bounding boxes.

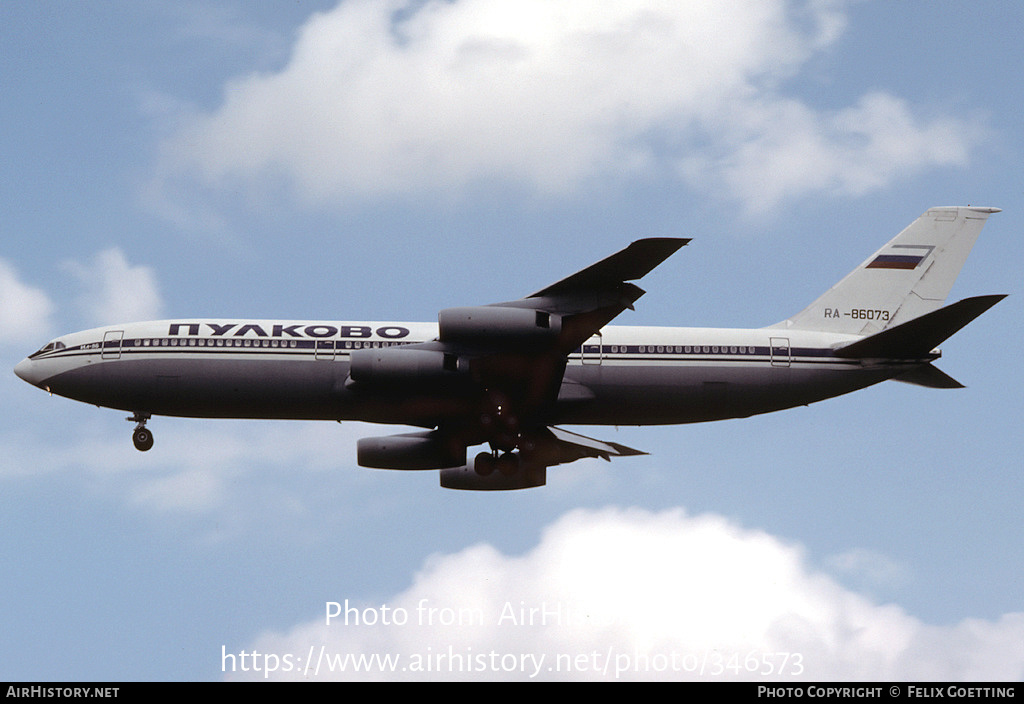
[348,347,465,385]
[438,306,560,343]
[358,431,466,470]
[439,455,547,490]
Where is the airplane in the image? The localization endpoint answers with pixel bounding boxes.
[14,206,1005,490]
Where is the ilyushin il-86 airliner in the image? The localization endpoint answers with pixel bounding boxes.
[14,207,1005,490]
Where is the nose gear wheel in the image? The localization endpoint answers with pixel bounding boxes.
[127,413,154,452]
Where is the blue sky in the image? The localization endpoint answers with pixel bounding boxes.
[2,1,1022,681]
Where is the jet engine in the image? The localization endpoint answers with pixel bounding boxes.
[439,453,547,490]
[438,306,560,343]
[348,348,465,386]
[357,431,466,470]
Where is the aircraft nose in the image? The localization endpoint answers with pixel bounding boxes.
[14,358,45,387]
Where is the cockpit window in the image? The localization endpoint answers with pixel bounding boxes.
[30,340,66,358]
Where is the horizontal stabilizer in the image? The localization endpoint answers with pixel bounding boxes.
[835,295,1006,359]
[892,364,965,389]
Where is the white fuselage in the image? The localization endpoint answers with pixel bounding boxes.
[14,318,905,428]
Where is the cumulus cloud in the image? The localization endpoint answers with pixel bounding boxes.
[156,0,982,214]
[0,259,54,347]
[236,507,1024,681]
[61,248,164,326]
[685,92,981,214]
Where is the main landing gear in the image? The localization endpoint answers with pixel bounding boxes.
[473,447,540,477]
[127,412,153,452]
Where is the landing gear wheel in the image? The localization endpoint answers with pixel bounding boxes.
[128,413,154,452]
[497,453,519,476]
[132,426,154,452]
[474,452,495,476]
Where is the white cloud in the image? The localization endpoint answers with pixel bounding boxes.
[236,507,1024,681]
[826,546,911,592]
[156,0,982,214]
[690,92,981,214]
[61,248,164,326]
[0,259,55,347]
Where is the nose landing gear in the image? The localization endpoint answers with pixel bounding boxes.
[127,413,153,452]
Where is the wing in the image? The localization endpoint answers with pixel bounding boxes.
[348,238,688,489]
[437,236,688,355]
[433,237,687,416]
[350,237,687,390]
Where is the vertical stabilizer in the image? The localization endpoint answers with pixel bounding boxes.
[773,207,1000,335]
